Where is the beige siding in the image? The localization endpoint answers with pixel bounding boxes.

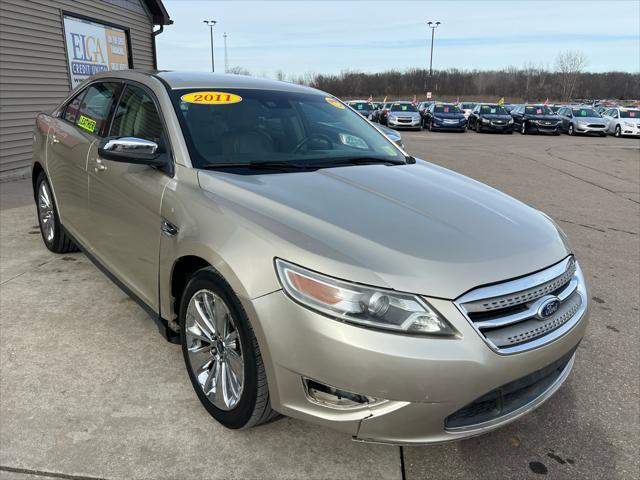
[0,0,155,179]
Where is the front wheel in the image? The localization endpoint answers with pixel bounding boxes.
[568,124,574,136]
[35,172,77,253]
[614,125,621,138]
[180,267,278,429]
[520,121,527,134]
[475,122,481,133]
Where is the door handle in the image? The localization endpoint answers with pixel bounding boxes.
[94,159,107,173]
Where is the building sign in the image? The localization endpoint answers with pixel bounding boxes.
[63,15,130,87]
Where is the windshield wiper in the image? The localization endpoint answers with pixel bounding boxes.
[199,161,311,171]
[305,156,408,168]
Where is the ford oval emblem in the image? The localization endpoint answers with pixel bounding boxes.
[537,297,561,320]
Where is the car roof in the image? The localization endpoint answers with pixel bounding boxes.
[90,69,325,95]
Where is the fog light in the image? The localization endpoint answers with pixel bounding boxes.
[304,378,382,409]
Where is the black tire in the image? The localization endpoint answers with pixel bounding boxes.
[35,172,78,253]
[475,121,481,133]
[614,125,621,137]
[568,124,574,136]
[179,267,278,429]
[429,120,434,132]
[520,121,527,135]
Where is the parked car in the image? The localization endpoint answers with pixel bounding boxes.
[33,70,588,444]
[503,104,519,113]
[601,107,640,137]
[458,102,477,119]
[347,100,375,120]
[376,102,394,125]
[467,104,514,133]
[417,101,434,121]
[511,105,562,135]
[556,106,607,136]
[385,102,422,130]
[423,103,467,132]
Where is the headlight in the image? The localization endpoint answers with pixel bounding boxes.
[578,120,588,126]
[389,115,397,121]
[623,121,633,127]
[481,118,490,124]
[508,119,514,124]
[275,259,457,336]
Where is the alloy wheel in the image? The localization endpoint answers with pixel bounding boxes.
[615,125,621,137]
[38,181,55,243]
[568,124,574,135]
[184,289,244,411]
[521,122,526,134]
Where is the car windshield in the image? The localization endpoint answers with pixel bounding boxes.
[525,106,553,115]
[619,110,639,118]
[433,105,461,113]
[350,102,370,111]
[572,108,600,117]
[479,105,508,115]
[390,103,417,112]
[460,103,475,109]
[171,89,405,168]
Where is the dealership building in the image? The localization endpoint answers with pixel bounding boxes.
[0,0,172,180]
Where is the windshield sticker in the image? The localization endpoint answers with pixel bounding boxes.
[77,115,96,133]
[536,108,542,114]
[444,106,449,113]
[490,108,497,114]
[381,145,397,156]
[325,97,345,109]
[181,91,243,105]
[630,111,636,117]
[401,105,408,111]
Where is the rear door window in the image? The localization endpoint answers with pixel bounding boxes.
[75,82,120,136]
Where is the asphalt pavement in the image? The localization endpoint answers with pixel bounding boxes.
[1,131,638,480]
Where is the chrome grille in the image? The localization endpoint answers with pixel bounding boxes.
[455,256,587,354]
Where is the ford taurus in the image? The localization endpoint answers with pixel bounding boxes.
[32,70,589,444]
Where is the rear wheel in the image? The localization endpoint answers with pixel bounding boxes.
[614,125,621,138]
[180,267,277,429]
[568,124,574,136]
[35,172,77,253]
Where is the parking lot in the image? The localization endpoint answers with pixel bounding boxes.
[1,132,638,480]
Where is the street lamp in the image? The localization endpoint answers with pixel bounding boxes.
[203,20,217,72]
[427,21,441,77]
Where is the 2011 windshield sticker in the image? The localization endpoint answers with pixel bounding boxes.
[77,115,96,133]
[181,92,242,104]
[325,97,345,109]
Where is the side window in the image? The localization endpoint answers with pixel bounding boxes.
[63,90,86,123]
[110,85,164,145]
[75,82,120,136]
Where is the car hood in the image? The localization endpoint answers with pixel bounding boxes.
[197,161,570,299]
[480,114,512,120]
[433,113,465,120]
[389,111,420,117]
[527,115,560,121]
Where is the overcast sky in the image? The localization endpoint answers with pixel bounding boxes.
[156,0,640,76]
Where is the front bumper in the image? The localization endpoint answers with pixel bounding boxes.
[388,117,421,129]
[574,123,607,134]
[526,122,560,134]
[432,120,467,131]
[481,121,513,132]
[616,124,640,136]
[245,288,589,444]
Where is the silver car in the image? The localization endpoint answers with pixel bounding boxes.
[601,107,640,137]
[32,70,589,444]
[386,102,422,130]
[557,106,608,136]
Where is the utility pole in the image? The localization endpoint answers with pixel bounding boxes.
[223,32,229,73]
[203,20,217,72]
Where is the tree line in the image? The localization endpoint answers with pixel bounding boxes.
[302,67,639,103]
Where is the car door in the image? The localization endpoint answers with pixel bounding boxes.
[86,83,173,311]
[46,83,120,245]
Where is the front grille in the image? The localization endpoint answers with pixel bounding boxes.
[397,117,413,123]
[444,347,576,430]
[455,256,586,354]
[587,124,605,128]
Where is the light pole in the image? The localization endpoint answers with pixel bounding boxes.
[427,21,441,77]
[203,20,217,72]
[223,32,229,73]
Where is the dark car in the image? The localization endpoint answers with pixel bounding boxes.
[417,101,434,120]
[468,104,514,133]
[423,103,467,132]
[510,105,561,135]
[347,100,375,120]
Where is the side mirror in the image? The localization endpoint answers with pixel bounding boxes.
[98,137,165,166]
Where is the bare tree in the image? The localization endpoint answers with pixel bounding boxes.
[227,66,251,76]
[555,50,588,101]
[275,69,287,81]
